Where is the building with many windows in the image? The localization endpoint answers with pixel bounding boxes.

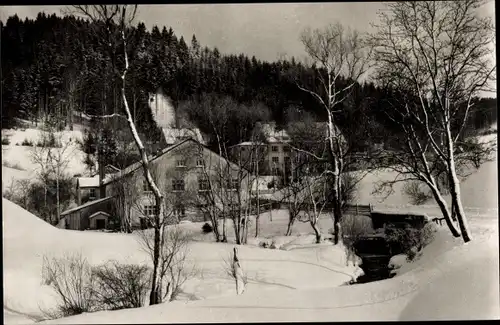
[61,138,248,230]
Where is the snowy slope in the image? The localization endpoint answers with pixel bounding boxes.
[39,231,499,323]
[4,196,497,324]
[2,199,357,324]
[1,128,88,185]
[353,132,497,211]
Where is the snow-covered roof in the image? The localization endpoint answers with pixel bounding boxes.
[255,122,340,144]
[101,138,194,186]
[251,176,279,192]
[91,165,121,177]
[77,176,100,188]
[162,127,205,145]
[230,141,267,148]
[88,211,111,220]
[60,196,114,216]
[256,122,291,143]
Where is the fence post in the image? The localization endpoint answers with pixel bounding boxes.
[356,204,359,216]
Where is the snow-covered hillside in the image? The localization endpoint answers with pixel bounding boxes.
[1,127,88,189]
[354,132,497,211]
[2,124,497,324]
[2,199,360,324]
[37,220,499,323]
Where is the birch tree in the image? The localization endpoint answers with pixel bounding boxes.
[370,0,496,242]
[30,125,75,224]
[69,5,165,305]
[297,23,373,244]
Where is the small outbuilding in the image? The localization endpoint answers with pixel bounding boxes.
[59,196,115,230]
[88,211,111,230]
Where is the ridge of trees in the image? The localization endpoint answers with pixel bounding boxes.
[2,12,496,152]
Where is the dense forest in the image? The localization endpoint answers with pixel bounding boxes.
[1,12,497,152]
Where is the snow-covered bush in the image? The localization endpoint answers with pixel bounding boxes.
[339,214,373,256]
[21,138,34,146]
[384,222,437,261]
[202,222,213,233]
[92,261,151,310]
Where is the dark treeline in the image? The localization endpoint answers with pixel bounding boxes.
[1,13,496,151]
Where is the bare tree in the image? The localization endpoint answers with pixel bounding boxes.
[370,0,496,242]
[30,126,75,224]
[137,225,195,303]
[70,5,165,304]
[222,247,247,295]
[294,24,373,244]
[182,95,269,244]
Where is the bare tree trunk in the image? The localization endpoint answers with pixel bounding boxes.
[233,247,245,295]
[446,126,472,242]
[56,172,60,223]
[222,214,228,242]
[285,214,295,236]
[255,162,260,238]
[427,179,461,237]
[116,11,164,305]
[311,220,322,244]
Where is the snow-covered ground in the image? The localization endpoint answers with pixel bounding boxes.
[2,126,497,323]
[2,199,360,324]
[1,128,88,184]
[3,195,498,323]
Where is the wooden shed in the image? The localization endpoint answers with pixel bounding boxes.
[59,196,115,230]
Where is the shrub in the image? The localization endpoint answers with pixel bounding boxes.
[41,253,97,319]
[339,214,374,253]
[1,137,10,145]
[384,222,437,261]
[36,132,61,148]
[403,181,433,205]
[92,261,151,310]
[202,222,213,233]
[21,138,34,146]
[2,160,25,171]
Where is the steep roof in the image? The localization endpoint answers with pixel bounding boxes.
[91,164,121,177]
[88,211,111,219]
[60,196,114,216]
[101,138,246,187]
[101,138,193,186]
[162,127,206,145]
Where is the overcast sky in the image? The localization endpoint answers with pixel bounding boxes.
[1,2,492,62]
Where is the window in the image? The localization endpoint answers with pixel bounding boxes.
[143,180,151,192]
[272,156,279,164]
[89,188,96,200]
[271,146,279,152]
[198,177,210,191]
[176,159,187,168]
[172,179,185,191]
[174,205,186,219]
[283,145,291,152]
[228,177,239,190]
[196,158,205,168]
[143,205,158,217]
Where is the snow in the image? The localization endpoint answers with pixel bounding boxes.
[2,128,498,324]
[77,176,100,188]
[2,199,358,324]
[1,128,88,187]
